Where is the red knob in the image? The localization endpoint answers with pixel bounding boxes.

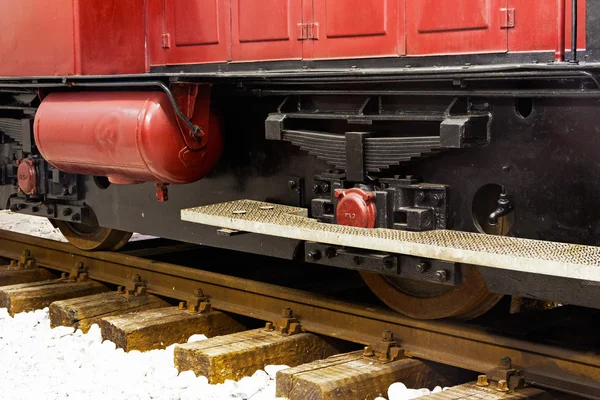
[335,188,376,228]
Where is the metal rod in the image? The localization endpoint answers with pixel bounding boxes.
[570,0,578,63]
[258,89,600,98]
[71,81,202,137]
[555,0,566,62]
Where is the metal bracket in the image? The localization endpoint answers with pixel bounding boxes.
[117,273,146,297]
[486,357,524,390]
[178,289,212,313]
[297,23,319,40]
[363,330,404,362]
[304,242,461,285]
[265,307,302,336]
[63,262,89,282]
[10,249,36,269]
[500,8,516,29]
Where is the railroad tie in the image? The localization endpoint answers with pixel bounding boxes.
[49,291,170,333]
[425,382,548,399]
[0,263,57,287]
[97,306,245,352]
[174,328,339,384]
[0,278,108,316]
[275,351,463,400]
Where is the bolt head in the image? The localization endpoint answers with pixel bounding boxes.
[435,270,448,282]
[307,250,321,262]
[282,307,293,318]
[500,357,512,369]
[287,180,297,189]
[194,289,204,297]
[414,262,427,273]
[381,330,393,341]
[324,248,337,258]
[312,184,321,194]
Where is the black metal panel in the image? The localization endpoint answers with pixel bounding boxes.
[479,267,600,309]
[587,0,600,61]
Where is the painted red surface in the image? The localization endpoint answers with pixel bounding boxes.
[406,0,508,55]
[33,90,223,185]
[508,0,586,52]
[311,0,404,58]
[335,188,377,229]
[231,0,303,61]
[148,0,231,66]
[0,0,146,76]
[0,0,590,76]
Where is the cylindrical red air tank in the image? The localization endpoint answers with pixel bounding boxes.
[33,90,222,185]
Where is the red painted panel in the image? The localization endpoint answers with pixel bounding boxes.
[406,0,508,55]
[0,0,146,76]
[311,0,403,59]
[232,0,303,61]
[0,0,75,76]
[76,0,146,74]
[149,0,230,66]
[508,0,585,51]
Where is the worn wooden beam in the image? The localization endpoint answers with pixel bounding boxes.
[0,264,56,287]
[49,292,169,333]
[276,351,461,400]
[0,279,108,315]
[424,382,550,399]
[98,307,245,352]
[175,328,339,384]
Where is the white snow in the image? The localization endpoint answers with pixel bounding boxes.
[0,307,287,400]
[186,334,208,343]
[0,210,154,243]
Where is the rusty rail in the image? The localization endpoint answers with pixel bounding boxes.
[0,230,598,399]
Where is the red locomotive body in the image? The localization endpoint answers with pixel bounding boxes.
[0,0,587,77]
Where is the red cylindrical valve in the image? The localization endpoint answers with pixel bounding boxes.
[17,158,38,195]
[334,188,377,228]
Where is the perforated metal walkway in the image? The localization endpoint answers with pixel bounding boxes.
[181,200,600,282]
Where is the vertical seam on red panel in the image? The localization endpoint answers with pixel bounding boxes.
[229,0,233,61]
[72,0,82,75]
[505,0,509,52]
[144,0,150,72]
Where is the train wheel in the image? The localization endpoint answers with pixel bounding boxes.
[52,219,132,251]
[360,264,503,320]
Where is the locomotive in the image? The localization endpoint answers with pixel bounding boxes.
[1,0,599,320]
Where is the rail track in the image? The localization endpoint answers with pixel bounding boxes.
[0,229,598,399]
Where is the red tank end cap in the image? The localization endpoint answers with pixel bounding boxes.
[17,159,38,195]
[334,188,376,228]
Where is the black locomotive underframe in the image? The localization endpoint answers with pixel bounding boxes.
[2,69,600,310]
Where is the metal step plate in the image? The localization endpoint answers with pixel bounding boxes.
[181,200,600,283]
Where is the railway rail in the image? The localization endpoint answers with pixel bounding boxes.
[0,229,598,399]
